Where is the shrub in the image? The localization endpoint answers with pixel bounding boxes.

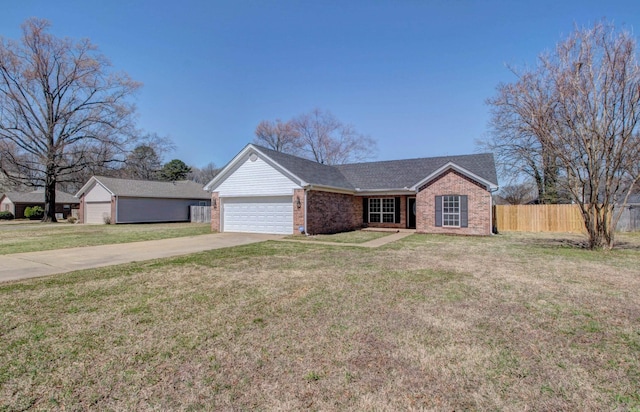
[24,206,44,219]
[67,216,77,224]
[0,211,14,220]
[103,215,112,224]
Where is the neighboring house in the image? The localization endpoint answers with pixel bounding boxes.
[0,190,79,219]
[75,176,211,224]
[204,144,499,235]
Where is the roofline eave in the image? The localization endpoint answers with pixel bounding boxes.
[353,189,417,196]
[410,162,499,192]
[203,144,308,192]
[75,177,115,198]
[305,184,355,194]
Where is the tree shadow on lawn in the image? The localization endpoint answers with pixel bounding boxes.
[512,232,640,251]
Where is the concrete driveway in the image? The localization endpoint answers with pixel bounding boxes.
[0,233,281,283]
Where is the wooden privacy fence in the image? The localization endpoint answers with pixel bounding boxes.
[190,206,211,223]
[494,204,586,233]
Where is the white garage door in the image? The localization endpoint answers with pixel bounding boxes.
[85,202,111,224]
[223,196,293,234]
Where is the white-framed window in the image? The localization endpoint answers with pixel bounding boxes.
[442,195,460,227]
[369,198,395,223]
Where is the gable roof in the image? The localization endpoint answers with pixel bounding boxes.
[336,153,498,191]
[1,190,79,204]
[252,145,355,190]
[76,176,209,200]
[206,143,498,193]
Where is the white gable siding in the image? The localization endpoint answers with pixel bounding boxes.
[216,157,300,197]
[1,197,14,214]
[84,182,112,202]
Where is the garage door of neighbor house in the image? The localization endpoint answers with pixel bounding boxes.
[85,202,111,224]
[223,196,293,234]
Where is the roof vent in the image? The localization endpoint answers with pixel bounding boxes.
[249,154,258,162]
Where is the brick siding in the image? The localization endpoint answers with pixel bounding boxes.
[306,190,362,235]
[293,189,305,234]
[210,192,220,232]
[416,170,492,236]
[13,202,77,220]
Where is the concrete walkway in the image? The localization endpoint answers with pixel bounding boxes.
[0,233,281,283]
[0,230,414,284]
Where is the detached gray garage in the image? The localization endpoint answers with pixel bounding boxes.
[76,176,210,224]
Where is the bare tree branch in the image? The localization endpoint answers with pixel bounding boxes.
[0,18,141,221]
[482,21,640,249]
[255,109,377,165]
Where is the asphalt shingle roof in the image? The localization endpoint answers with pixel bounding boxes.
[91,176,209,199]
[253,144,498,190]
[1,190,79,204]
[336,153,498,190]
[253,145,355,189]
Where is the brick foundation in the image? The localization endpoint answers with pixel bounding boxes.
[416,170,492,236]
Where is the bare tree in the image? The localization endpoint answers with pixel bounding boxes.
[188,162,220,185]
[123,145,162,180]
[547,23,640,248]
[485,21,640,249]
[500,182,537,205]
[0,18,140,221]
[482,67,561,204]
[255,109,377,165]
[121,133,175,180]
[254,119,301,153]
[291,109,376,165]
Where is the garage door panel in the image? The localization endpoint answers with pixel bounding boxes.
[85,202,111,224]
[223,196,293,234]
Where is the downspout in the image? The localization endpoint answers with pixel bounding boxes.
[489,187,499,235]
[115,195,118,224]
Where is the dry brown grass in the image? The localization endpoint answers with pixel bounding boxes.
[0,222,211,254]
[1,232,639,411]
[285,230,392,243]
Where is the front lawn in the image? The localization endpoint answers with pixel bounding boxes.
[286,229,392,244]
[1,232,638,410]
[0,222,211,254]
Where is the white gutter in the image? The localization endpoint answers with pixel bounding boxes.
[489,186,499,234]
[354,190,417,196]
[306,184,355,194]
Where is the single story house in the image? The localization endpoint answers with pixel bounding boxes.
[204,144,499,235]
[0,190,79,219]
[75,176,211,224]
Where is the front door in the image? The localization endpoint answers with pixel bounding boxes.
[408,197,416,229]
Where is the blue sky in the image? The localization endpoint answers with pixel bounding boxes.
[2,1,638,168]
